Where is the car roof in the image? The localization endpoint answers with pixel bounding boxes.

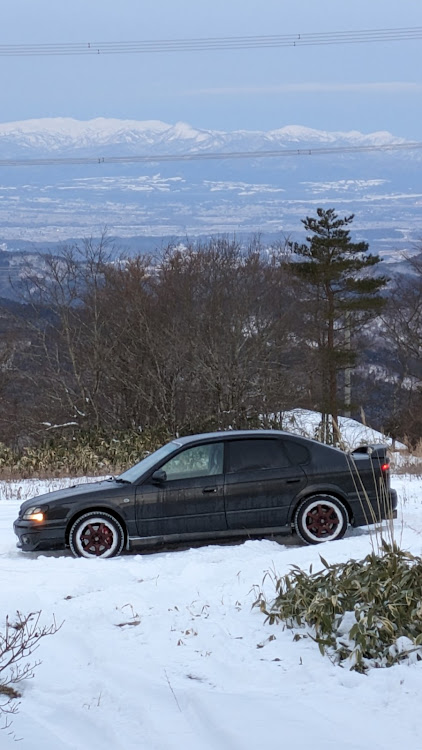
[170,429,346,455]
[173,430,307,445]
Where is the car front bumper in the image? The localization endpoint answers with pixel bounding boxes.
[13,518,66,551]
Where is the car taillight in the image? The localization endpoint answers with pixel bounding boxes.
[381,463,390,472]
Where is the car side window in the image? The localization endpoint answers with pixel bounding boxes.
[283,440,310,465]
[227,439,290,473]
[161,442,224,481]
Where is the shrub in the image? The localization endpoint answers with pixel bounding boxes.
[0,611,61,730]
[255,542,422,672]
[0,427,173,477]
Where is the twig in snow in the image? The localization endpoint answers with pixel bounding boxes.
[164,669,182,713]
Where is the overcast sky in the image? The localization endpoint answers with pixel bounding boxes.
[2,0,422,137]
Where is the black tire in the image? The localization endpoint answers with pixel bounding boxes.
[294,495,348,545]
[69,512,125,559]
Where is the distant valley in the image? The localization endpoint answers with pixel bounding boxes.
[0,117,421,266]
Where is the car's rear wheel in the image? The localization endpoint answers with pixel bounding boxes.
[69,512,125,558]
[294,496,348,545]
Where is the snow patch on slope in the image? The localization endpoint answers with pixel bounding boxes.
[280,408,406,451]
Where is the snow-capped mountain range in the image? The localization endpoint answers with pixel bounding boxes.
[0,117,408,156]
[0,117,421,261]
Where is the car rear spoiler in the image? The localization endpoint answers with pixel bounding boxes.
[351,444,388,460]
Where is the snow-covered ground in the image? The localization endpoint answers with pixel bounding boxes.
[0,473,422,749]
[280,408,407,451]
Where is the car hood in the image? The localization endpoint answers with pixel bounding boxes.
[19,479,124,513]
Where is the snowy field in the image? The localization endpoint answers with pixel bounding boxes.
[0,474,422,749]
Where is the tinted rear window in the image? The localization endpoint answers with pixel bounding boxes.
[227,439,290,473]
[283,440,310,465]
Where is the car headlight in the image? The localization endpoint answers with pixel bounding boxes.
[22,506,47,522]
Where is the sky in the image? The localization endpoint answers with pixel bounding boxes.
[1,0,422,138]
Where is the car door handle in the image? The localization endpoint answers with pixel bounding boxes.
[203,487,217,493]
[286,478,301,484]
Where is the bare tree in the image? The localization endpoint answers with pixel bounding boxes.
[16,232,116,432]
[155,237,302,431]
[382,252,422,443]
[7,232,314,442]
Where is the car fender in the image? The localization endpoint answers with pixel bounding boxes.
[64,501,131,542]
[286,483,352,525]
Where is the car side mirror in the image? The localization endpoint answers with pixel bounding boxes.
[151,469,167,483]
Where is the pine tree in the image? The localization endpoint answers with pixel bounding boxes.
[289,208,387,442]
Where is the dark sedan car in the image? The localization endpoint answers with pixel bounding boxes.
[13,430,397,558]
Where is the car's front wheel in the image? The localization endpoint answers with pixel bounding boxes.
[294,496,348,545]
[69,512,125,558]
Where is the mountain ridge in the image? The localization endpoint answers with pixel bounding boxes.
[0,117,408,156]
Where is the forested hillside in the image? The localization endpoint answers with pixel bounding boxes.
[0,209,420,472]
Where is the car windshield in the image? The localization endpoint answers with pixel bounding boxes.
[116,441,181,483]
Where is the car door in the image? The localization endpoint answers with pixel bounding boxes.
[135,441,226,537]
[224,437,307,530]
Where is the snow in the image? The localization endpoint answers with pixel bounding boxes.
[164,121,207,141]
[0,117,408,154]
[0,469,421,748]
[302,178,389,194]
[0,117,172,139]
[276,408,407,453]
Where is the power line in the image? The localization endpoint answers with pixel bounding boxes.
[1,27,422,57]
[1,140,421,168]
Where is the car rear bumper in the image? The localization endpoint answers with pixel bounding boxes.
[13,519,66,551]
[352,487,398,527]
[390,488,398,518]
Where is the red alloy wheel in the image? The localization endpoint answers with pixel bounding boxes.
[69,512,125,558]
[305,504,340,538]
[294,496,348,545]
[80,522,114,555]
